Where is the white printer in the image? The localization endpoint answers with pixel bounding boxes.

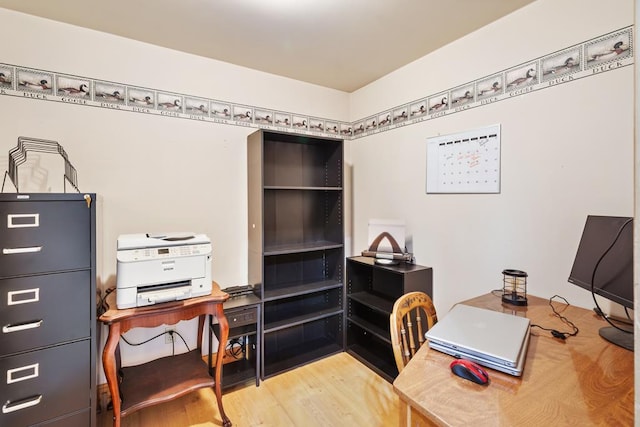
[116,232,212,309]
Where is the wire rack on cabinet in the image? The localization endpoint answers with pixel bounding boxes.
[2,136,80,193]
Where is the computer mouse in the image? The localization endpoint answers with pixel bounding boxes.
[450,359,489,385]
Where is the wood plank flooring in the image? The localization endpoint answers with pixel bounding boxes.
[98,352,399,427]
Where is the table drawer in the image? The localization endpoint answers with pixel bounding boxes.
[227,306,258,328]
[0,271,90,356]
[0,340,90,427]
[0,200,91,278]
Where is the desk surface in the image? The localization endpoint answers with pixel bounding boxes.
[393,293,634,426]
[99,285,229,328]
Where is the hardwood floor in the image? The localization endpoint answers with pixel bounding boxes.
[98,352,399,427]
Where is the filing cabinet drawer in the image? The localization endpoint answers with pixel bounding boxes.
[39,408,91,426]
[0,271,90,356]
[0,200,91,278]
[0,340,90,427]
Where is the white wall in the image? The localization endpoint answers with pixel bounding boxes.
[0,8,349,374]
[349,0,635,314]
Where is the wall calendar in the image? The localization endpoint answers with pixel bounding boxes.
[426,124,501,194]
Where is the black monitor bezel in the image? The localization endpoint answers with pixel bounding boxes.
[568,215,633,309]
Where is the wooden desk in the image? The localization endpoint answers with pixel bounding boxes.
[393,293,634,426]
[99,283,232,427]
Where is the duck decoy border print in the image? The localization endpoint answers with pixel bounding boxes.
[232,105,252,122]
[353,120,365,136]
[57,75,91,97]
[586,31,632,67]
[16,69,53,95]
[211,101,231,119]
[0,65,12,88]
[364,117,377,132]
[156,93,183,111]
[274,113,291,127]
[450,84,475,107]
[393,106,409,124]
[325,121,339,135]
[339,123,352,136]
[476,74,504,100]
[541,47,582,82]
[0,26,633,141]
[95,81,126,105]
[410,101,427,118]
[428,93,449,113]
[292,115,308,129]
[505,63,538,89]
[185,96,209,116]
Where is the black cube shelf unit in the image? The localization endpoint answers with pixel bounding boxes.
[247,130,344,379]
[346,256,433,382]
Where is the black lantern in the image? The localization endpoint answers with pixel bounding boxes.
[502,269,528,306]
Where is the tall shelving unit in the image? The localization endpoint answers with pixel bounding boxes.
[248,130,344,379]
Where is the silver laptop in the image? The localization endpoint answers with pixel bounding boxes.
[428,331,529,376]
[425,304,530,369]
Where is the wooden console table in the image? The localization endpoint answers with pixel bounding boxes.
[393,293,634,426]
[99,283,232,427]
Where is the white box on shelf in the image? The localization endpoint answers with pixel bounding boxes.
[367,219,406,253]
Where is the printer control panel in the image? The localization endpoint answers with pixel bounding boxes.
[118,243,212,262]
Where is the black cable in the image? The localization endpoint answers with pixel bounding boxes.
[173,331,190,352]
[120,331,168,347]
[531,295,579,340]
[226,338,245,359]
[589,218,633,334]
[490,289,503,298]
[120,330,191,355]
[97,286,116,316]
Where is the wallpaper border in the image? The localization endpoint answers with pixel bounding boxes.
[0,26,633,141]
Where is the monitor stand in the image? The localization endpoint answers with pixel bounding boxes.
[599,326,634,351]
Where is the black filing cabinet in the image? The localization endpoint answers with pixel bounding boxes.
[0,193,96,427]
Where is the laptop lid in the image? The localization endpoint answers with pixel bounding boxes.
[425,304,530,367]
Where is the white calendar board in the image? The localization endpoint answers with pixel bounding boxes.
[426,124,501,194]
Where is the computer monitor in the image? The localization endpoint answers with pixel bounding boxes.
[568,215,633,351]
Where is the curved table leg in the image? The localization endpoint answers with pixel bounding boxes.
[214,303,232,427]
[102,323,122,427]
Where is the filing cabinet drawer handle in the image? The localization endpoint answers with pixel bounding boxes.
[7,213,39,228]
[2,246,42,255]
[6,363,39,384]
[2,394,42,413]
[2,320,43,333]
[7,288,40,306]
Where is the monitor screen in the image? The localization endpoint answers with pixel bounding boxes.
[568,215,633,309]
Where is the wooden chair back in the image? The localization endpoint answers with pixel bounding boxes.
[390,291,438,373]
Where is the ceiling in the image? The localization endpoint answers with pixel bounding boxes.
[0,0,536,92]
